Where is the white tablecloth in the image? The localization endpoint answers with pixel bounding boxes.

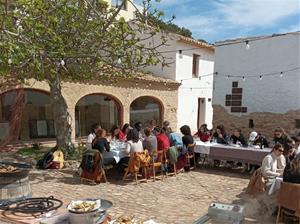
[102,141,128,163]
[194,141,212,154]
[268,177,283,195]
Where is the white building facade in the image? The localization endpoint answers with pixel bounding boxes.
[213,32,300,139]
[142,33,215,132]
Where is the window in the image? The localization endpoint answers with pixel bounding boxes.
[249,119,254,128]
[0,89,55,140]
[296,119,300,128]
[192,54,200,78]
[111,0,127,10]
[130,96,163,127]
[75,94,122,137]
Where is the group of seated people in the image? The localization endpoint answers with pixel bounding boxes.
[81,120,197,179]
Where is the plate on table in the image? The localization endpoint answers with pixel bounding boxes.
[67,199,101,213]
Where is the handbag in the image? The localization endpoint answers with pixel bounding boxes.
[246,168,266,195]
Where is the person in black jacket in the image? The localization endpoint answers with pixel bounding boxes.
[283,153,300,184]
[92,129,115,166]
[212,125,229,144]
[230,128,248,147]
[273,127,293,155]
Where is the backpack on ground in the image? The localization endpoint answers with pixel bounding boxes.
[36,150,54,169]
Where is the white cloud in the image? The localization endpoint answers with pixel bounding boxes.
[215,0,300,28]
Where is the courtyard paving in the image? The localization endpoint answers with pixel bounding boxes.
[0,152,275,223]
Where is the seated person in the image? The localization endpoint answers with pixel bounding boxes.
[117,129,144,174]
[92,129,115,166]
[283,153,300,184]
[212,125,229,144]
[168,128,183,149]
[125,128,144,155]
[143,127,158,157]
[261,143,285,186]
[119,123,130,141]
[291,136,300,154]
[194,124,211,142]
[230,128,248,147]
[273,127,293,155]
[253,132,269,148]
[86,123,101,149]
[180,125,194,154]
[110,125,122,141]
[155,126,170,152]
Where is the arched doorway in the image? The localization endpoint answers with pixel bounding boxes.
[130,96,163,128]
[75,94,122,137]
[0,89,55,141]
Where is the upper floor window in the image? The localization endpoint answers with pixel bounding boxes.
[111,0,128,10]
[192,54,200,78]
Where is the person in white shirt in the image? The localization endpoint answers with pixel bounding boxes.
[86,123,101,149]
[261,143,286,186]
[125,129,144,155]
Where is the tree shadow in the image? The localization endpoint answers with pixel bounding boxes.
[192,166,251,180]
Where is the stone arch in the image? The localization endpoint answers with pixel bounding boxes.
[75,93,124,137]
[0,88,55,141]
[129,95,164,127]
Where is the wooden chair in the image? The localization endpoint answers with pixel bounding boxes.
[151,150,164,181]
[122,152,149,184]
[276,182,300,224]
[186,143,197,170]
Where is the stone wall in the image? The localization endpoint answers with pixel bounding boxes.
[1,78,179,142]
[213,105,300,142]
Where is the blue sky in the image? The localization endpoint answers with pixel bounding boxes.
[136,0,300,43]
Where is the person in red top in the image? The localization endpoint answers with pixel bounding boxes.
[154,126,170,152]
[194,123,211,142]
[119,123,130,140]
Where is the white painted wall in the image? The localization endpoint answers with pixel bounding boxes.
[141,33,215,132]
[213,32,300,114]
[176,45,214,132]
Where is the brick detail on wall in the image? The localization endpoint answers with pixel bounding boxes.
[213,105,300,141]
[224,81,247,113]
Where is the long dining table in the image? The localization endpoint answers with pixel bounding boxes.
[194,141,271,165]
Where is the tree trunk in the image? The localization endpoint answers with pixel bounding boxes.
[49,75,74,153]
[0,89,24,150]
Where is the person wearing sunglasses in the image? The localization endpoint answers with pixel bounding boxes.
[261,143,286,187]
[273,127,293,155]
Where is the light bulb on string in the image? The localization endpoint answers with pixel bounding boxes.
[259,75,263,80]
[226,75,230,79]
[8,58,12,64]
[245,40,250,50]
[242,76,246,81]
[60,60,65,66]
[280,72,283,78]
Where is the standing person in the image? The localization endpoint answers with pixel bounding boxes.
[143,127,158,157]
[119,123,130,141]
[194,124,211,142]
[86,123,101,149]
[230,128,248,147]
[261,143,285,187]
[212,125,229,144]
